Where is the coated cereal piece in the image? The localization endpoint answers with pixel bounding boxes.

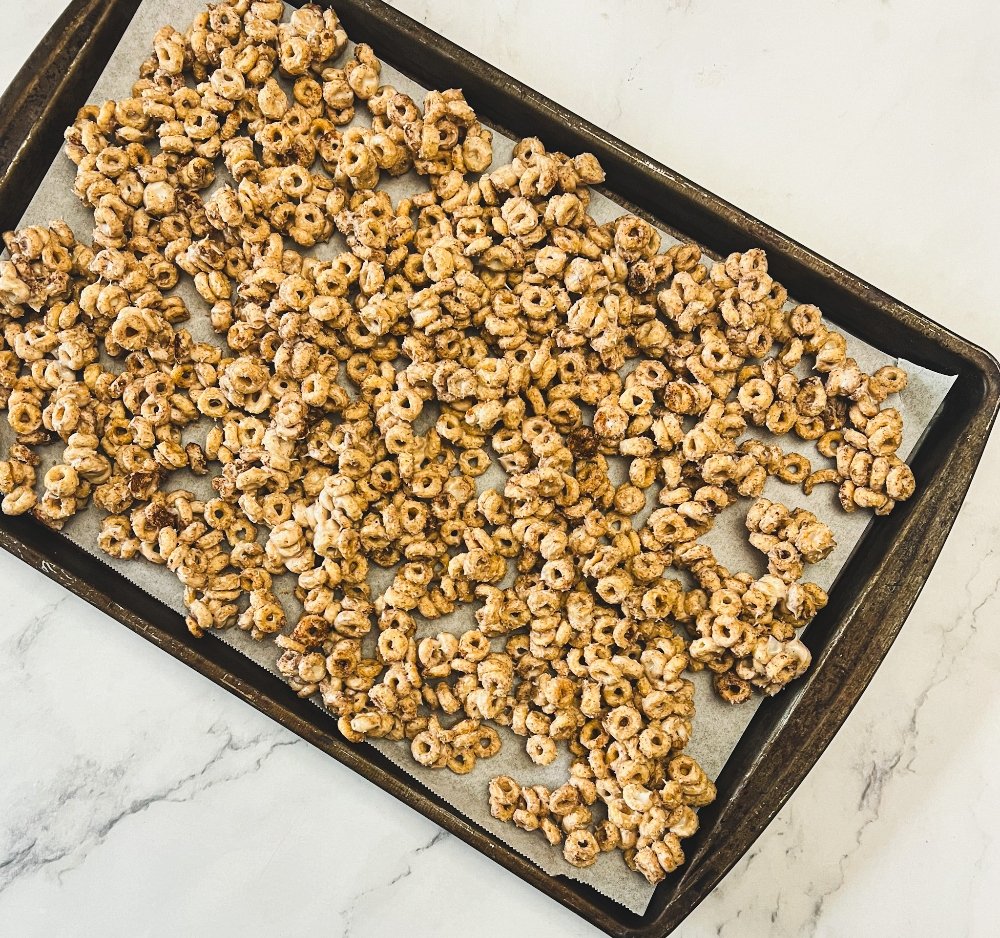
[563,829,600,868]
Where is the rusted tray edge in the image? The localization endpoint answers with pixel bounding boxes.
[1,2,998,936]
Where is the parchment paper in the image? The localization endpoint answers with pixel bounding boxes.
[8,0,956,913]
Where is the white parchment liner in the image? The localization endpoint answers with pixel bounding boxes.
[7,0,956,913]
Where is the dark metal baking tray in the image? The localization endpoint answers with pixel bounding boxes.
[1,1,997,934]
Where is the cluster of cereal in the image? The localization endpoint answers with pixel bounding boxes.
[760,304,915,512]
[671,498,836,702]
[0,0,917,885]
[0,220,192,525]
[489,749,712,883]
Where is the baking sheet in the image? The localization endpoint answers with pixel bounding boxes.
[5,0,956,913]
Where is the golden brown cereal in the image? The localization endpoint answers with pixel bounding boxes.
[0,0,919,886]
[563,829,600,869]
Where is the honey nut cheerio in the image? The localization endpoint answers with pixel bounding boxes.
[0,0,915,885]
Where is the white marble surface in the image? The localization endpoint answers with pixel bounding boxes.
[1,1,998,935]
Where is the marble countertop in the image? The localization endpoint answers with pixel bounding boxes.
[2,1,998,935]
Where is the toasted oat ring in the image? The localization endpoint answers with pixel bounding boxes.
[714,671,753,705]
[816,430,844,459]
[777,452,811,484]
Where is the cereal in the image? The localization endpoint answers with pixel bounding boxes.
[0,0,917,887]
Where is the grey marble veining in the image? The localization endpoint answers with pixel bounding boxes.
[2,1,999,935]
